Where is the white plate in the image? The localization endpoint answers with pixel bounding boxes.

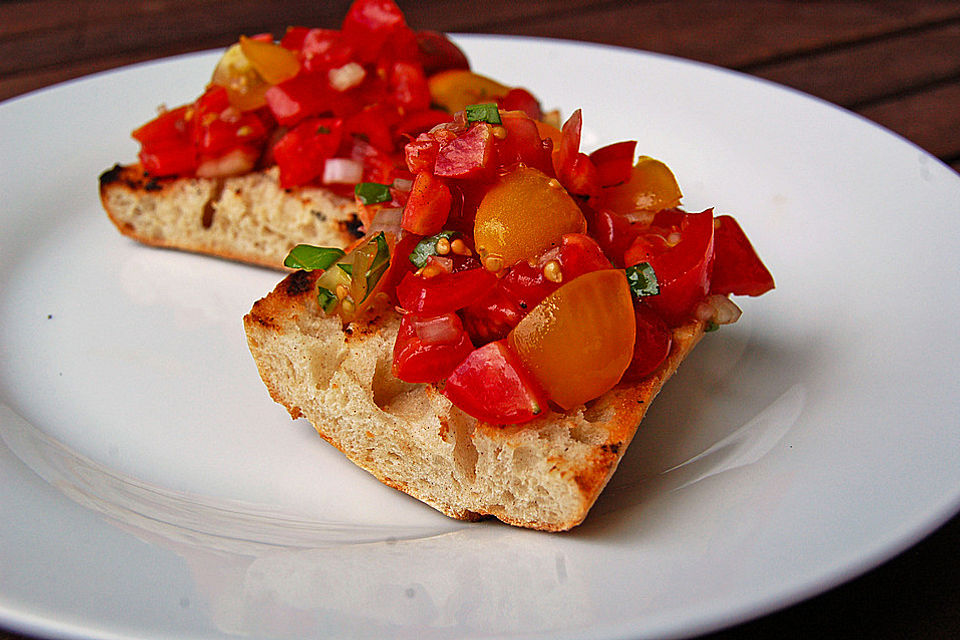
[1,35,959,640]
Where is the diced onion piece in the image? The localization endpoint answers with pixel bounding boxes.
[322,158,364,184]
[329,62,366,92]
[392,178,414,192]
[411,313,463,345]
[195,147,258,178]
[367,207,403,235]
[695,294,742,326]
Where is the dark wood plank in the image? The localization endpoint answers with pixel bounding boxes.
[747,21,960,107]
[857,80,960,160]
[465,0,960,69]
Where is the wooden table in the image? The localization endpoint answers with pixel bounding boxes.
[2,1,958,638]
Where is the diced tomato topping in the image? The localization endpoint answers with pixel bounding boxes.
[589,141,637,188]
[709,215,775,297]
[394,109,453,142]
[139,144,197,177]
[622,303,673,381]
[434,123,495,179]
[624,208,715,325]
[402,172,452,235]
[585,206,638,267]
[496,111,554,175]
[388,60,431,112]
[392,313,474,383]
[343,104,397,152]
[272,117,343,188]
[442,340,548,425]
[415,30,470,75]
[404,134,440,174]
[298,28,355,72]
[498,87,542,121]
[554,110,600,196]
[341,0,411,63]
[396,267,497,315]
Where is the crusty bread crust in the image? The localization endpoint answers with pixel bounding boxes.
[243,269,705,531]
[99,164,364,269]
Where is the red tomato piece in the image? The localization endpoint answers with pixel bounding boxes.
[396,268,497,315]
[279,26,310,51]
[272,117,343,188]
[341,0,409,63]
[622,302,673,381]
[415,30,470,76]
[709,215,775,297]
[392,313,474,383]
[586,206,638,267]
[378,232,421,304]
[349,137,403,184]
[624,208,715,325]
[343,105,397,152]
[404,134,439,174]
[401,172,452,235]
[433,124,494,179]
[298,28,355,72]
[498,88,543,121]
[393,109,452,142]
[131,105,193,146]
[496,111,554,176]
[442,340,548,425]
[388,60,431,111]
[461,286,525,345]
[264,72,332,126]
[138,144,197,177]
[589,141,637,187]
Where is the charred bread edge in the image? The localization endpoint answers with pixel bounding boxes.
[99,163,364,269]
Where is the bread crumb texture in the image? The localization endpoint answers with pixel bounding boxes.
[244,270,703,531]
[100,164,358,269]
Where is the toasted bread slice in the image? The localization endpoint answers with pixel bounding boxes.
[99,164,364,269]
[243,269,705,531]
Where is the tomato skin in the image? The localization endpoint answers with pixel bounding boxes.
[388,60,431,112]
[138,144,197,177]
[272,116,343,188]
[402,172,452,235]
[622,303,673,381]
[496,111,554,176]
[396,267,497,315]
[586,206,638,267]
[554,109,601,196]
[392,313,474,383]
[341,0,411,63]
[442,340,548,425]
[404,134,440,174]
[709,215,775,297]
[625,208,715,326]
[498,88,542,121]
[589,141,637,187]
[415,30,470,76]
[433,123,495,179]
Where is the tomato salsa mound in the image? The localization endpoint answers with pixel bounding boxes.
[128,0,545,190]
[284,104,774,425]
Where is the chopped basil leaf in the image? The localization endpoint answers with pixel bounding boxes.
[409,230,459,268]
[625,262,660,298]
[316,125,331,134]
[705,321,720,332]
[316,287,339,313]
[354,181,391,205]
[465,103,502,125]
[284,244,345,271]
[337,263,353,275]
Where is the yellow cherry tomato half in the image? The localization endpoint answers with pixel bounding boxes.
[428,69,510,114]
[473,166,586,270]
[238,35,300,85]
[508,269,636,410]
[595,156,682,216]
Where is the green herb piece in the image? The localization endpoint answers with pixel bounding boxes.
[316,125,331,134]
[337,263,353,275]
[363,232,391,301]
[705,321,720,332]
[409,230,459,269]
[354,182,392,205]
[284,244,345,271]
[316,287,339,313]
[465,103,502,125]
[625,262,660,298]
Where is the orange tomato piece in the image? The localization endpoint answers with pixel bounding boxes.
[507,269,636,410]
[595,156,682,216]
[473,166,586,270]
[427,69,510,113]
